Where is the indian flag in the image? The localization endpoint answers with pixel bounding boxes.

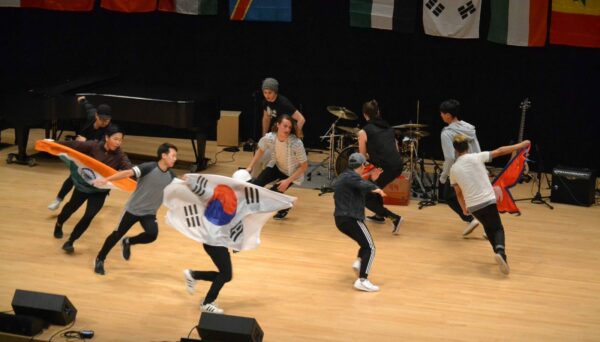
[349,0,417,32]
[158,0,217,15]
[35,140,136,192]
[550,0,600,48]
[488,0,549,47]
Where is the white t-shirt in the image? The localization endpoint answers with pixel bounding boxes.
[275,138,290,175]
[449,152,496,210]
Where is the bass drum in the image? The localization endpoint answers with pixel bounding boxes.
[335,145,359,176]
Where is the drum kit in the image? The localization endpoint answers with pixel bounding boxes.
[316,106,431,190]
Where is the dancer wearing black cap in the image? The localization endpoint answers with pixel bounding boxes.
[48,96,114,211]
[261,77,306,139]
[333,152,386,292]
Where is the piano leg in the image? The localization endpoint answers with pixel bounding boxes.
[190,132,208,172]
[6,126,36,166]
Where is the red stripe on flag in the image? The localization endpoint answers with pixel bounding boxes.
[158,0,176,12]
[230,0,253,20]
[550,11,600,48]
[528,0,548,46]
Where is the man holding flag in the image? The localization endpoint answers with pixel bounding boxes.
[163,170,296,314]
[450,135,530,275]
[52,125,132,254]
[92,143,178,275]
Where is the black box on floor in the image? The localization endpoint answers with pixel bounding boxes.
[551,166,596,206]
[0,313,46,336]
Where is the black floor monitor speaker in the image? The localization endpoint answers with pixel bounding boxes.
[0,312,46,336]
[11,289,77,326]
[551,166,596,207]
[198,312,263,342]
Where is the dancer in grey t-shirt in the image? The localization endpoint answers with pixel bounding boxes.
[92,143,178,275]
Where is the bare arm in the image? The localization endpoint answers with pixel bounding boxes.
[490,140,531,159]
[93,169,135,187]
[453,184,469,216]
[246,148,265,173]
[291,110,305,139]
[358,130,368,157]
[262,110,271,136]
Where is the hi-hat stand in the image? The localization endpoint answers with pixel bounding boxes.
[418,159,442,209]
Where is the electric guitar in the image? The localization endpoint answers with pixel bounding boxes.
[514,98,531,181]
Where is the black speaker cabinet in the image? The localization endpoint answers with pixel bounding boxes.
[11,289,77,326]
[0,312,46,336]
[198,313,263,342]
[551,166,596,206]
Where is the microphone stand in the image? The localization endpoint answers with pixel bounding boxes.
[514,144,554,209]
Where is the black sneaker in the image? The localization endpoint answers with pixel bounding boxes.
[391,215,404,235]
[62,240,74,254]
[53,223,63,239]
[366,215,385,224]
[121,238,131,261]
[94,258,105,275]
[273,209,289,220]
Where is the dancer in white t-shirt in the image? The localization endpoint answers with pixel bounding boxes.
[450,135,530,275]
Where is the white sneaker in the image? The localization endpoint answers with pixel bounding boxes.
[352,258,361,276]
[47,198,62,211]
[353,278,380,292]
[201,302,224,314]
[183,269,196,295]
[494,253,510,275]
[462,219,480,237]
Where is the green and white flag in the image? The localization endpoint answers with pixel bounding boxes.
[350,0,417,32]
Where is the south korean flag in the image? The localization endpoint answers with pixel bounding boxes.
[163,174,296,251]
[423,0,481,38]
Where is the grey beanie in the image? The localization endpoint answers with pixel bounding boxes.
[348,153,367,169]
[262,78,279,92]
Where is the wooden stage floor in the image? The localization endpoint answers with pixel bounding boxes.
[0,129,599,341]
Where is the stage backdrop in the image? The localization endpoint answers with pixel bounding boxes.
[1,1,599,172]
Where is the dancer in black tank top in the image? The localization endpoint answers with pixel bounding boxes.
[357,100,404,234]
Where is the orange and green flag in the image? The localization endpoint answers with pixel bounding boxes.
[488,0,549,47]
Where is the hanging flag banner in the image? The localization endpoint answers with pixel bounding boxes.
[349,0,417,33]
[158,0,217,15]
[550,0,600,48]
[164,174,296,251]
[488,0,549,47]
[423,0,481,38]
[0,0,94,11]
[228,0,292,22]
[100,0,157,13]
[35,140,136,192]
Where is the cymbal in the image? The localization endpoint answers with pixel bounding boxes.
[337,126,360,134]
[404,130,430,138]
[392,123,428,129]
[327,106,358,120]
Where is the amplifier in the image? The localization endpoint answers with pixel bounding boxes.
[551,166,596,206]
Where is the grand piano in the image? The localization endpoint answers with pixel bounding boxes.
[0,77,220,171]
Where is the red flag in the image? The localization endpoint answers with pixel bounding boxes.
[550,0,600,48]
[101,0,157,13]
[492,147,530,215]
